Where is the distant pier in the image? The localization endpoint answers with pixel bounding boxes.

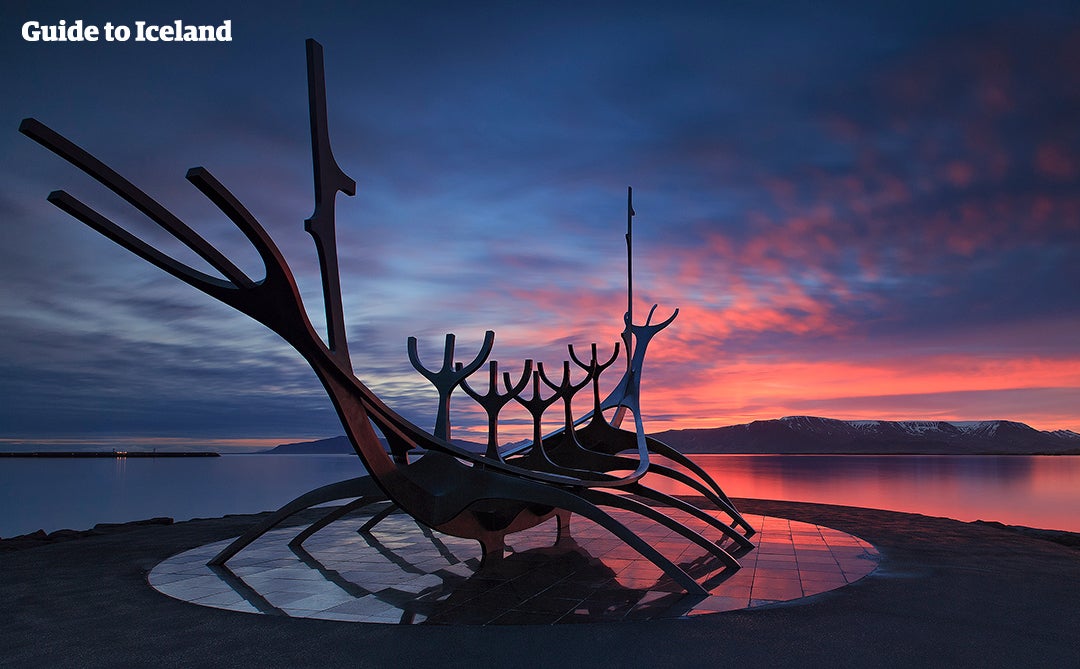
[0,451,220,458]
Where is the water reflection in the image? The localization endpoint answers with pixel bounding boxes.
[0,454,363,538]
[651,455,1080,532]
[2,454,1079,537]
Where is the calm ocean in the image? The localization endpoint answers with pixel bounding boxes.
[2,453,1078,538]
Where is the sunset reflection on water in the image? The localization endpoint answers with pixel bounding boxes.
[3,454,1078,538]
[648,455,1080,533]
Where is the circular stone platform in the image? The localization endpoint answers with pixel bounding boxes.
[149,505,879,624]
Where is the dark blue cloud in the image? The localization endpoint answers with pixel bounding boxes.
[3,0,1079,444]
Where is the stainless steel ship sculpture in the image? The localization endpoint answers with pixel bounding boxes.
[21,40,754,595]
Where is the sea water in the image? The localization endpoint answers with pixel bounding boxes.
[2,453,1078,538]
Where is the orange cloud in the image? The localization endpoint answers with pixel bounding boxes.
[637,354,1080,432]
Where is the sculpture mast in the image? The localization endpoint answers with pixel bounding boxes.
[625,185,634,351]
[304,38,356,371]
[612,186,635,427]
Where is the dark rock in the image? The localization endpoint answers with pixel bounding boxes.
[0,517,174,552]
[972,520,1080,549]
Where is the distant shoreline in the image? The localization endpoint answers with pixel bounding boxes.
[8,449,1075,457]
[2,500,1077,552]
[263,417,1080,456]
[671,448,1080,456]
[0,452,220,458]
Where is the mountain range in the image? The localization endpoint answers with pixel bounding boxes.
[265,416,1080,455]
[651,416,1080,455]
[263,435,487,454]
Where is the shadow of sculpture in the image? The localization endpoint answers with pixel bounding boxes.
[21,38,753,596]
[199,505,734,624]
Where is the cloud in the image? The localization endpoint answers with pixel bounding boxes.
[3,0,1079,445]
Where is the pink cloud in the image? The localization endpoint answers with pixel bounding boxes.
[1035,143,1076,180]
[636,352,1080,433]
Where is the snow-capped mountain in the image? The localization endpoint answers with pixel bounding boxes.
[652,416,1080,454]
[269,417,1080,455]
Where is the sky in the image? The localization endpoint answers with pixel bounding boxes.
[2,0,1078,450]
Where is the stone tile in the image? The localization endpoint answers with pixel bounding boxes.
[324,595,397,616]
[711,575,753,593]
[795,552,839,564]
[148,509,879,625]
[756,555,798,566]
[285,592,357,612]
[148,572,195,586]
[797,560,843,573]
[689,595,751,612]
[751,576,804,600]
[191,591,251,606]
[800,576,848,595]
[262,589,323,606]
[514,596,582,615]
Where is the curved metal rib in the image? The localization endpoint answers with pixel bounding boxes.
[578,489,740,570]
[358,501,399,534]
[476,478,710,597]
[623,483,754,551]
[288,496,382,549]
[208,476,382,565]
[644,436,754,535]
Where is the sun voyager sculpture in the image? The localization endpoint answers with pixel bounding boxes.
[20,39,755,596]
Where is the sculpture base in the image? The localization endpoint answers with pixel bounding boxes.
[149,505,878,624]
